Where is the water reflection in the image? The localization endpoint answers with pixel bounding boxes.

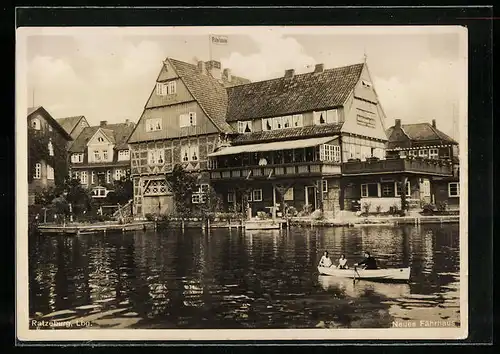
[29,223,460,329]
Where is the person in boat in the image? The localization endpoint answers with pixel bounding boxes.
[319,250,333,268]
[354,251,378,270]
[337,254,349,269]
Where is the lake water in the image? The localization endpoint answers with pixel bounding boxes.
[28,224,460,329]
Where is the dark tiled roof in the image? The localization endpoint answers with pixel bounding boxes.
[27,106,73,141]
[168,58,234,134]
[56,116,84,135]
[232,123,343,145]
[69,123,135,152]
[221,74,252,88]
[387,123,458,145]
[225,63,364,122]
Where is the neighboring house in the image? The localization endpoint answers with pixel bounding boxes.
[127,58,251,216]
[27,106,73,205]
[68,120,135,190]
[56,115,90,140]
[385,119,460,209]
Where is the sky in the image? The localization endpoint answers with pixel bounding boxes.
[22,26,467,140]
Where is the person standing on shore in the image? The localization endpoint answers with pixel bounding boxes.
[319,250,333,268]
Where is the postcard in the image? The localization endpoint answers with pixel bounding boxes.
[16,25,468,342]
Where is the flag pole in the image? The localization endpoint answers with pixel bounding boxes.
[208,34,212,62]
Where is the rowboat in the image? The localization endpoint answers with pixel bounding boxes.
[317,266,411,282]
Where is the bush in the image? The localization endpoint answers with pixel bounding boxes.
[362,202,372,214]
[421,203,436,215]
[311,209,323,220]
[256,211,268,220]
[436,201,448,212]
[375,205,382,213]
[302,204,313,215]
[389,203,400,216]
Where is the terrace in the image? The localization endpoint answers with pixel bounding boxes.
[341,156,454,176]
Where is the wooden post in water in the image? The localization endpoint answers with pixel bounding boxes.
[43,208,47,224]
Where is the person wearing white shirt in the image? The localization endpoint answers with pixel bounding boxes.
[337,254,349,269]
[319,250,333,268]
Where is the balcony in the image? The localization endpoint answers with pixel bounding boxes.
[210,161,342,180]
[341,157,453,176]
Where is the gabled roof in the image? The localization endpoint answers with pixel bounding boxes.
[69,123,135,153]
[56,115,85,136]
[167,58,234,134]
[232,123,342,145]
[225,63,364,122]
[386,122,458,145]
[27,106,73,141]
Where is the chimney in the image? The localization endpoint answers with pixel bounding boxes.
[395,119,401,128]
[197,61,206,75]
[125,119,130,126]
[206,60,222,80]
[100,121,107,127]
[314,63,324,73]
[223,68,232,82]
[432,119,436,128]
[284,69,295,78]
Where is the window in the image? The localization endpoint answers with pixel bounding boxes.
[322,180,328,193]
[146,118,162,132]
[448,182,459,197]
[81,171,88,185]
[34,163,41,179]
[97,137,104,143]
[238,121,253,133]
[114,169,123,181]
[422,179,431,197]
[320,144,341,162]
[148,149,165,165]
[91,171,95,184]
[400,150,407,158]
[168,81,176,95]
[93,150,101,161]
[247,191,253,202]
[81,121,87,128]
[180,113,196,128]
[192,184,209,204]
[429,148,439,159]
[362,80,372,88]
[273,117,283,130]
[409,150,418,157]
[262,118,273,131]
[156,82,168,96]
[48,141,54,156]
[382,183,394,197]
[418,149,428,158]
[180,145,198,162]
[227,190,235,203]
[106,170,111,184]
[282,116,292,128]
[252,189,263,202]
[102,150,109,161]
[292,114,303,128]
[31,118,41,130]
[118,150,130,161]
[361,183,378,197]
[191,194,201,204]
[47,165,54,180]
[284,187,294,201]
[395,181,411,197]
[313,111,327,125]
[326,109,339,124]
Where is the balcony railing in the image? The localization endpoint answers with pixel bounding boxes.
[341,157,453,176]
[210,161,342,180]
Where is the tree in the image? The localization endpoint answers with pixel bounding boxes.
[107,178,133,205]
[165,164,198,217]
[198,185,224,219]
[64,177,93,215]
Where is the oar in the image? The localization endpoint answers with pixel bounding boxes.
[353,265,361,282]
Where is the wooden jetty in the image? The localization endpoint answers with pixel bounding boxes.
[244,219,285,231]
[37,221,156,235]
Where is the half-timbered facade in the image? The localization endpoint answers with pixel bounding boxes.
[127,58,250,216]
[68,120,135,190]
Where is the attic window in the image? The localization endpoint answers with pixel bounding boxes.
[314,109,338,125]
[237,121,253,134]
[156,81,176,96]
[146,118,162,132]
[362,80,372,88]
[97,137,104,143]
[32,118,41,130]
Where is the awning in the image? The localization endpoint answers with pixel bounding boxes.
[208,136,337,157]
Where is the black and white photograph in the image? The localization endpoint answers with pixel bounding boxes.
[16,25,468,341]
